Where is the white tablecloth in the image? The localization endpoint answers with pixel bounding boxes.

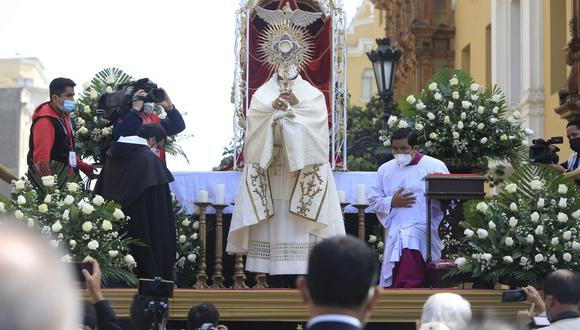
[169,171,377,214]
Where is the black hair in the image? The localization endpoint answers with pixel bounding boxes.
[566,118,580,130]
[130,294,169,330]
[137,123,167,142]
[49,78,76,97]
[307,235,379,309]
[544,269,580,305]
[187,303,220,330]
[391,127,418,146]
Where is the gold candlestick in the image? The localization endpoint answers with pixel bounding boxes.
[193,202,212,289]
[210,204,228,289]
[232,253,249,289]
[353,204,369,241]
[254,273,269,289]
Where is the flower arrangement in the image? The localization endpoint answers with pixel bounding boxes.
[0,174,139,285]
[172,194,202,287]
[367,225,385,263]
[380,68,531,169]
[447,164,580,286]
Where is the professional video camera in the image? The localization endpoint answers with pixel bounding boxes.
[96,78,165,122]
[139,277,175,330]
[529,136,564,164]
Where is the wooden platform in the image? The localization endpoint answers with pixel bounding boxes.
[91,288,523,323]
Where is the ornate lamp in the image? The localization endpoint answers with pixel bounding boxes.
[366,38,401,118]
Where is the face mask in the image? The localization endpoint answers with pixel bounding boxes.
[570,137,580,153]
[394,153,413,168]
[150,147,158,154]
[143,102,155,114]
[61,99,76,113]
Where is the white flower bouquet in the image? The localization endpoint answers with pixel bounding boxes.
[380,68,531,169]
[172,194,202,287]
[447,164,580,286]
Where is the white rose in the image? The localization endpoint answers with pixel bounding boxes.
[563,253,572,262]
[505,183,517,193]
[89,90,98,99]
[477,228,489,239]
[457,121,464,129]
[69,240,76,248]
[454,257,466,266]
[530,180,543,191]
[452,131,460,139]
[82,221,93,232]
[524,128,534,136]
[508,217,518,227]
[81,203,95,215]
[61,255,72,263]
[477,123,485,130]
[470,94,479,101]
[470,83,480,92]
[530,212,540,222]
[398,120,408,129]
[444,115,450,124]
[434,92,442,100]
[181,219,191,227]
[534,254,544,262]
[526,234,534,244]
[477,106,485,114]
[106,75,116,84]
[427,112,436,120]
[450,76,459,85]
[368,235,377,243]
[492,106,499,114]
[464,229,474,238]
[491,94,501,103]
[447,101,454,110]
[62,209,70,220]
[482,253,492,261]
[41,175,55,187]
[461,101,471,109]
[520,257,529,265]
[573,241,580,250]
[387,115,398,127]
[513,111,521,119]
[559,198,568,208]
[537,198,545,208]
[503,256,514,263]
[179,235,187,243]
[563,231,572,241]
[549,255,558,264]
[101,127,111,136]
[105,86,112,93]
[77,118,85,126]
[101,220,113,231]
[67,182,79,193]
[17,195,26,205]
[38,204,48,214]
[14,210,24,220]
[425,141,433,148]
[192,221,200,230]
[83,105,91,113]
[377,241,385,249]
[491,118,499,124]
[505,237,514,246]
[14,179,26,191]
[64,195,75,205]
[415,123,424,131]
[108,250,119,258]
[428,82,438,91]
[429,132,438,140]
[558,184,568,194]
[510,202,518,211]
[476,202,488,213]
[551,237,559,245]
[572,209,580,219]
[406,95,416,104]
[78,126,88,135]
[192,233,199,240]
[452,91,460,99]
[124,254,136,266]
[480,137,488,144]
[460,112,467,119]
[92,195,105,206]
[535,225,544,235]
[113,208,125,220]
[87,240,99,250]
[44,194,52,203]
[51,221,62,233]
[187,254,197,262]
[488,221,496,230]
[557,212,569,223]
[0,202,4,213]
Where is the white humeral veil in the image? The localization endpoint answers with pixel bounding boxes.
[226,74,345,275]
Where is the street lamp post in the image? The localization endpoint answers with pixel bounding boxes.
[366,38,401,122]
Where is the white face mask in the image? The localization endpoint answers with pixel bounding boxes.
[143,102,155,114]
[394,153,413,168]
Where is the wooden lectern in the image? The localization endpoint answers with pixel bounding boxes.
[424,174,486,287]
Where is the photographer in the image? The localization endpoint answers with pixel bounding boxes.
[550,119,580,173]
[111,81,185,162]
[82,258,122,330]
[187,303,228,330]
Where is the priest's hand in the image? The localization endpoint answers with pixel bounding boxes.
[391,188,416,208]
[272,97,289,111]
[279,91,299,106]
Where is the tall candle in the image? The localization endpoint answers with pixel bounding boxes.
[338,191,347,203]
[216,184,225,204]
[356,184,366,205]
[199,190,208,203]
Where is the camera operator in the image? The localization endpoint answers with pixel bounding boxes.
[549,119,580,173]
[81,258,122,330]
[130,293,170,330]
[111,82,185,162]
[187,303,228,330]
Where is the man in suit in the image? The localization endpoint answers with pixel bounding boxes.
[297,236,381,330]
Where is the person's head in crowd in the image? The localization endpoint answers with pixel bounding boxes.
[137,123,167,151]
[543,269,580,320]
[417,293,472,330]
[566,119,580,153]
[0,218,80,329]
[130,294,169,330]
[297,235,381,325]
[187,303,220,330]
[49,77,76,113]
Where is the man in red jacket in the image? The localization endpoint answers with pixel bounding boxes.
[26,77,94,176]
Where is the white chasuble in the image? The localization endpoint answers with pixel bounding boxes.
[226,75,345,275]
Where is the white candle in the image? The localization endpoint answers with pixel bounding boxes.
[338,191,347,203]
[199,190,208,203]
[216,184,225,205]
[356,184,366,205]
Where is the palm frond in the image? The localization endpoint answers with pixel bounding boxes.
[429,67,475,88]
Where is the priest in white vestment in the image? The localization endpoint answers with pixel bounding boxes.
[368,128,449,288]
[226,71,345,275]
